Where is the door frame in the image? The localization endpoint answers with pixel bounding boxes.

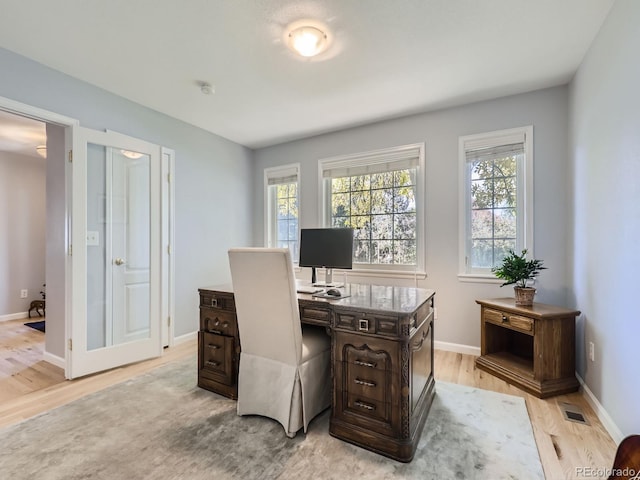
[0,95,175,375]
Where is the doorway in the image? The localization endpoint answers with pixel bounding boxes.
[0,96,175,379]
[0,110,49,382]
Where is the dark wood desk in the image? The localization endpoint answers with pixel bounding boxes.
[198,283,436,463]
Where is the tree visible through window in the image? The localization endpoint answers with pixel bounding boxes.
[330,170,416,265]
[265,164,299,259]
[459,127,532,276]
[274,182,298,257]
[469,153,518,268]
[321,143,424,272]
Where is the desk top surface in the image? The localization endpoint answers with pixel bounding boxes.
[200,283,435,315]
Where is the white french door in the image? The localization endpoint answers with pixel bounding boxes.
[69,128,162,378]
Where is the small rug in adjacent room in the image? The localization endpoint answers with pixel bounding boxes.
[0,356,544,480]
[23,320,45,332]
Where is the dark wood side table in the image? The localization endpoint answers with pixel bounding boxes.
[475,298,580,398]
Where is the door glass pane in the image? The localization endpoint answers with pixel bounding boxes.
[86,143,107,350]
[86,145,151,350]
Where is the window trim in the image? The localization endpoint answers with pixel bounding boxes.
[318,143,426,277]
[458,126,533,281]
[264,163,300,257]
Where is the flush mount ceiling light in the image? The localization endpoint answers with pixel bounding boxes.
[120,150,144,159]
[36,145,47,157]
[285,20,331,58]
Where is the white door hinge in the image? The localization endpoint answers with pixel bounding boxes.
[68,338,73,351]
[68,150,73,162]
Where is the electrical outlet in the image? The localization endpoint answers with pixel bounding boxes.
[20,289,28,298]
[589,342,595,362]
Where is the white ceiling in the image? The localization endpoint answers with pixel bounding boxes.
[0,0,614,150]
[0,110,46,158]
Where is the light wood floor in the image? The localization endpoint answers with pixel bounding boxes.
[0,318,617,479]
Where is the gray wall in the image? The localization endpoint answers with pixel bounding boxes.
[1,47,254,357]
[0,151,46,316]
[252,86,570,350]
[569,0,639,438]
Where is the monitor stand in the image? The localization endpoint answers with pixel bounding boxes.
[312,268,344,288]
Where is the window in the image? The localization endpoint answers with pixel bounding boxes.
[320,144,425,274]
[459,126,533,279]
[264,164,300,259]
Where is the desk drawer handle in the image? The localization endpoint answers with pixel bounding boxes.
[354,360,376,368]
[502,315,508,323]
[355,400,375,411]
[207,344,220,350]
[205,316,229,333]
[212,318,229,328]
[354,378,376,388]
[206,360,221,368]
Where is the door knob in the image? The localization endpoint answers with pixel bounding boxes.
[114,258,126,266]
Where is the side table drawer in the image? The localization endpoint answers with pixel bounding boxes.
[484,308,534,335]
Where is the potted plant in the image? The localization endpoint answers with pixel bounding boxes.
[492,249,546,306]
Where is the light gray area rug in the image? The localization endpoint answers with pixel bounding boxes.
[0,357,544,480]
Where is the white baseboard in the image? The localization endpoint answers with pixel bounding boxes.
[0,312,28,322]
[434,340,480,356]
[577,373,624,444]
[173,330,197,345]
[43,350,66,369]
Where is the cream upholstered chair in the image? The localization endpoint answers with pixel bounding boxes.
[228,247,331,438]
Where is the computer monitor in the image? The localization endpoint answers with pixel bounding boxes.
[299,228,354,286]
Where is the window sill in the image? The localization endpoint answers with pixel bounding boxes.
[295,265,427,281]
[349,268,427,281]
[457,273,503,284]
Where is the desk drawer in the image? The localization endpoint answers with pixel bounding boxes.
[484,308,534,335]
[335,311,400,337]
[299,305,331,327]
[345,393,391,425]
[198,332,235,386]
[200,308,237,336]
[199,291,235,311]
[333,331,400,435]
[336,333,396,371]
[411,300,433,331]
[345,363,389,402]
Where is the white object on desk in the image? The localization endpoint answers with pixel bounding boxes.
[296,285,324,294]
